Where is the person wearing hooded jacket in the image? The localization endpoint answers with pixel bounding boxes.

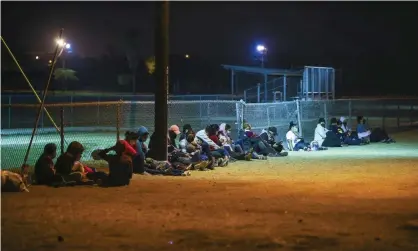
[133,126,150,174]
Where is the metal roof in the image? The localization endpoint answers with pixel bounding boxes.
[222,64,303,76]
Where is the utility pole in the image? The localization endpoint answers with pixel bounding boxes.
[153,0,169,161]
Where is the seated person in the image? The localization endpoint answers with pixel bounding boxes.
[34,143,60,185]
[179,124,193,141]
[243,123,286,157]
[286,121,310,151]
[218,123,245,154]
[314,118,341,147]
[196,125,227,167]
[259,126,287,155]
[184,133,211,170]
[97,141,134,186]
[134,126,150,174]
[356,116,372,142]
[337,120,362,145]
[329,117,347,143]
[357,116,395,143]
[55,141,94,185]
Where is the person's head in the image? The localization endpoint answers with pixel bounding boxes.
[186,133,195,143]
[225,124,232,134]
[66,141,85,161]
[330,117,338,125]
[208,124,220,136]
[289,121,298,132]
[318,118,326,127]
[337,120,343,127]
[267,127,277,136]
[182,124,192,134]
[357,116,366,124]
[125,131,140,146]
[168,125,181,139]
[137,126,150,142]
[44,143,57,159]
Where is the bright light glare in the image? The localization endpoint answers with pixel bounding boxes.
[35,56,39,60]
[65,43,71,49]
[185,54,190,58]
[256,45,266,52]
[56,39,65,46]
[48,60,52,64]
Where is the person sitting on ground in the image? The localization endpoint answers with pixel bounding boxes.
[219,123,245,154]
[196,125,227,167]
[243,123,286,157]
[259,126,287,155]
[314,118,339,148]
[286,121,310,151]
[34,143,60,185]
[216,124,252,161]
[97,140,134,186]
[179,124,193,141]
[134,126,150,174]
[207,124,231,165]
[337,120,362,145]
[357,116,395,143]
[339,117,350,133]
[356,116,372,143]
[54,141,95,185]
[167,125,193,170]
[329,117,346,144]
[184,132,211,170]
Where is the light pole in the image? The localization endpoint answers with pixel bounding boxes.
[56,39,71,68]
[256,45,268,68]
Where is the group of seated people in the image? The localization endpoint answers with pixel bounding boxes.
[308,115,395,149]
[1,116,395,191]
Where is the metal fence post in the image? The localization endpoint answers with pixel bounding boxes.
[70,95,74,127]
[244,90,247,103]
[116,100,121,141]
[60,107,65,155]
[207,103,211,124]
[323,100,328,127]
[348,99,352,128]
[257,83,261,103]
[296,99,303,137]
[8,95,11,129]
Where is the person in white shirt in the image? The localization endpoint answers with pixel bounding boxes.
[339,117,350,133]
[314,118,329,147]
[286,121,309,151]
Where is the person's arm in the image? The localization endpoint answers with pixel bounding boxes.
[317,127,327,139]
[98,147,113,162]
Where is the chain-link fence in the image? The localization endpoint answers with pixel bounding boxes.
[1,100,239,170]
[2,98,417,170]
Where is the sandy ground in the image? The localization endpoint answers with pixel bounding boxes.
[2,130,418,251]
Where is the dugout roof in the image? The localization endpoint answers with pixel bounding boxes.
[222,64,303,77]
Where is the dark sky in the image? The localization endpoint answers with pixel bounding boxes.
[2,1,418,94]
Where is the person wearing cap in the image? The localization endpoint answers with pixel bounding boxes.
[55,141,94,185]
[286,122,310,151]
[259,126,286,155]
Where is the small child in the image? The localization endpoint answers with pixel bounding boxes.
[34,143,58,185]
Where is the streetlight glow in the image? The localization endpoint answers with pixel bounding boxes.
[35,56,39,60]
[65,43,71,49]
[256,45,267,53]
[185,54,190,59]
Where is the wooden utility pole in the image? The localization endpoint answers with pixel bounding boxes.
[153,1,169,160]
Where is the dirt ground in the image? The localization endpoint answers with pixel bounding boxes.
[2,130,418,251]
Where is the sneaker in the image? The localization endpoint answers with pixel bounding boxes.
[194,161,209,171]
[279,152,288,157]
[258,156,268,160]
[245,152,252,161]
[181,171,191,176]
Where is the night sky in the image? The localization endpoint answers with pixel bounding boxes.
[2,1,418,95]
